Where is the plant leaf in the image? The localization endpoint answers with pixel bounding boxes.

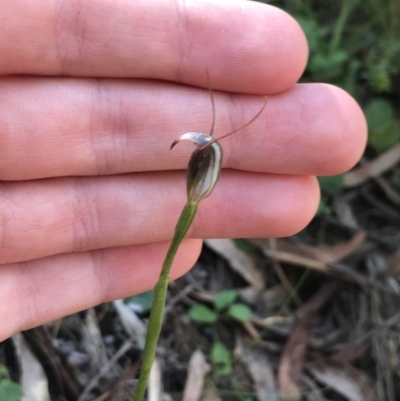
[317,198,332,215]
[368,120,400,152]
[124,290,154,315]
[364,99,393,132]
[188,304,217,323]
[295,16,320,53]
[211,342,232,374]
[318,175,344,195]
[226,304,251,322]
[232,238,256,253]
[214,290,237,311]
[0,379,23,401]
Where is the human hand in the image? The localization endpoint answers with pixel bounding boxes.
[0,0,366,341]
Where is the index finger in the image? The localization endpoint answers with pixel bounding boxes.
[1,0,308,94]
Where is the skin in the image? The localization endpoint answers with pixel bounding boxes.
[0,0,367,342]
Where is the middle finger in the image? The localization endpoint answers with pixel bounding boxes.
[0,77,366,180]
[0,171,318,264]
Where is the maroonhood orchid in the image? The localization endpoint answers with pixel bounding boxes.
[133,87,267,401]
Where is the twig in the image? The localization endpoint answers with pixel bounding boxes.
[78,340,133,401]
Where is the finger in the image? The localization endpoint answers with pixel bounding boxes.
[0,171,319,264]
[0,0,307,94]
[0,239,202,341]
[0,79,366,180]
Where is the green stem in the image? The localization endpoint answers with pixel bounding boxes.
[133,201,198,401]
[329,0,355,53]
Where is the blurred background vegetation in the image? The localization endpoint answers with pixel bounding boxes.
[265,0,400,203]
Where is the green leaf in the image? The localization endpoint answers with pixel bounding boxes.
[124,290,154,314]
[368,120,400,152]
[309,50,348,80]
[365,63,391,93]
[188,305,217,323]
[226,304,251,322]
[211,341,232,375]
[317,198,332,215]
[318,175,344,195]
[214,290,237,311]
[295,16,320,53]
[364,99,393,132]
[232,238,256,253]
[0,379,23,401]
[0,365,9,381]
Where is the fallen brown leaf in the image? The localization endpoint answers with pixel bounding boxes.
[239,341,278,401]
[374,176,400,205]
[275,232,366,264]
[382,247,400,277]
[344,143,400,187]
[278,283,338,401]
[332,194,360,229]
[251,240,330,274]
[251,234,369,285]
[205,239,265,290]
[13,333,51,401]
[182,350,208,401]
[307,360,379,401]
[330,340,370,363]
[201,379,222,401]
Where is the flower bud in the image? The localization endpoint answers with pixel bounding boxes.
[171,132,222,203]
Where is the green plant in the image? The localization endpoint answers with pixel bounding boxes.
[187,290,251,377]
[124,290,154,315]
[260,0,400,94]
[132,84,266,401]
[188,289,252,324]
[232,238,256,253]
[316,175,344,215]
[0,365,23,401]
[318,175,345,196]
[211,341,232,376]
[364,98,400,152]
